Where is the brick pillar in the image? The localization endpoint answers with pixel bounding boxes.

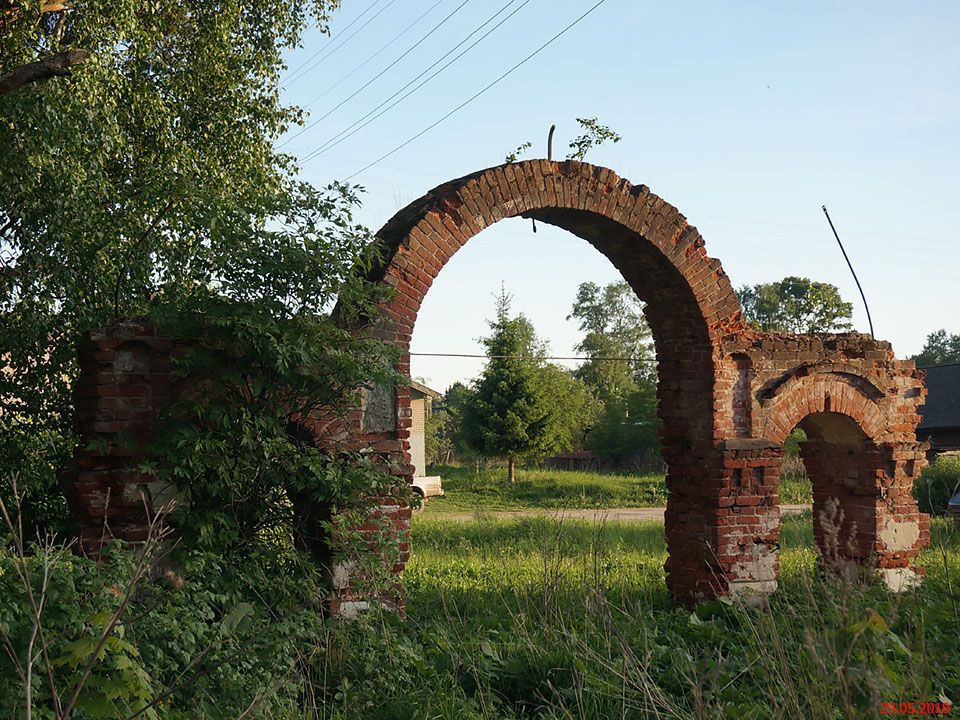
[665,440,782,602]
[60,320,175,554]
[715,440,781,597]
[664,447,725,601]
[802,438,929,590]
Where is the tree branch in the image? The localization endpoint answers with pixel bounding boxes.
[0,48,89,96]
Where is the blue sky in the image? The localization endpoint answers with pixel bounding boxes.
[280,1,960,391]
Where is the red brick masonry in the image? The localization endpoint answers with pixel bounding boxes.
[63,160,929,606]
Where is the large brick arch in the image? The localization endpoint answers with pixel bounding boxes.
[347,160,931,602]
[62,161,931,608]
[365,160,741,447]
[352,160,748,601]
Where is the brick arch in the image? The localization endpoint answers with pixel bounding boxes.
[362,160,742,450]
[759,374,886,446]
[60,165,931,610]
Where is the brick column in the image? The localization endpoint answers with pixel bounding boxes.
[802,438,929,589]
[715,440,781,597]
[60,320,175,554]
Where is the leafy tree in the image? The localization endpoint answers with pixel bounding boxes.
[460,290,577,483]
[737,276,854,333]
[567,281,660,464]
[538,363,602,453]
[0,1,395,533]
[425,381,479,466]
[585,381,659,464]
[911,329,960,367]
[568,280,654,400]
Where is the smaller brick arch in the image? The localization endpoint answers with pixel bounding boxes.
[759,373,887,446]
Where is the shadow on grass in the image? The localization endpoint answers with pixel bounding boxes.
[412,515,667,556]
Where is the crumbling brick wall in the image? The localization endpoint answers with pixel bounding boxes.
[64,160,930,606]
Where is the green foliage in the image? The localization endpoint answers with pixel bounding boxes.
[460,290,591,477]
[537,363,602,453]
[143,299,404,562]
[912,329,960,367]
[783,428,808,457]
[566,117,621,162]
[568,281,654,397]
[585,380,661,463]
[737,276,854,333]
[567,281,660,462]
[913,454,960,515]
[0,546,159,719]
[0,418,74,537]
[504,141,532,164]
[0,0,352,535]
[432,382,478,465]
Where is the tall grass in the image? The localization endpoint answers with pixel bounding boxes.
[427,466,813,514]
[315,513,959,719]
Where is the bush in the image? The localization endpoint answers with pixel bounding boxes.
[913,454,960,515]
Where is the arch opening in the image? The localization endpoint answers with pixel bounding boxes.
[354,162,742,604]
[325,160,929,607]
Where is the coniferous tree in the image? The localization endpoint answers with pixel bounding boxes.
[460,289,560,483]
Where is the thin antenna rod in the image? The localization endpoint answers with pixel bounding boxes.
[532,124,557,234]
[822,205,874,339]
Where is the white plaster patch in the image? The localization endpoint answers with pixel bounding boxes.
[336,601,370,619]
[113,350,149,373]
[731,544,778,583]
[332,560,356,590]
[878,567,922,593]
[879,517,920,552]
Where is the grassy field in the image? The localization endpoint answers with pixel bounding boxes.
[422,465,814,515]
[321,513,960,719]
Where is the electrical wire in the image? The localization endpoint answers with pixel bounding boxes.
[282,0,475,148]
[299,0,448,111]
[282,0,383,83]
[296,0,529,160]
[334,0,611,177]
[283,0,400,87]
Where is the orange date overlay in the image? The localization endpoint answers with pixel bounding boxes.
[881,702,952,716]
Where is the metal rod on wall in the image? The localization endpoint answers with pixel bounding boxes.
[822,204,875,339]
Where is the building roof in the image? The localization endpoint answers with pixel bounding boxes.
[918,364,960,431]
[409,379,443,400]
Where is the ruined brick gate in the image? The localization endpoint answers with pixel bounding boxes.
[65,160,930,604]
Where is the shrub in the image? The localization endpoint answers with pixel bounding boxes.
[913,454,960,515]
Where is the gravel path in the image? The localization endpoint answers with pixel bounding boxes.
[424,504,812,523]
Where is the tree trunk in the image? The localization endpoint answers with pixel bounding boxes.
[508,457,515,484]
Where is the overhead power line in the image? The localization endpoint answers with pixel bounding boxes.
[335,0,611,178]
[283,0,400,87]
[299,0,448,113]
[282,0,382,83]
[411,352,657,363]
[298,0,529,160]
[282,0,475,148]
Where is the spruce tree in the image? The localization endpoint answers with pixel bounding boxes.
[461,289,552,483]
